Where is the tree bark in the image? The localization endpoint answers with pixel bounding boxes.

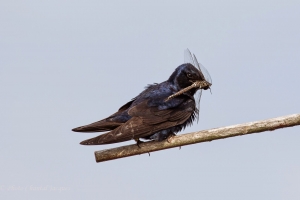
[94,114,300,163]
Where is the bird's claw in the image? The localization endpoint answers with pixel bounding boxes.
[166,133,176,143]
[135,138,144,148]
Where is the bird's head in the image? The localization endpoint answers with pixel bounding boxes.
[168,63,209,92]
[165,49,212,102]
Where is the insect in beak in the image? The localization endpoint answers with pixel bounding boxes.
[165,80,211,101]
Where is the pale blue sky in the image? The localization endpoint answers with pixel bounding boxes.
[1,1,300,199]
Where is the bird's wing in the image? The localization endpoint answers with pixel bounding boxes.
[72,100,134,132]
[80,98,195,145]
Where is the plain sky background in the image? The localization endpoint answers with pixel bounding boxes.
[1,1,300,199]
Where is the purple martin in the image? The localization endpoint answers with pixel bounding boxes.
[72,49,212,145]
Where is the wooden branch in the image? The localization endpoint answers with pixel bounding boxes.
[94,114,300,163]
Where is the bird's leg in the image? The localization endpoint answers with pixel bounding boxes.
[166,132,176,143]
[134,138,144,148]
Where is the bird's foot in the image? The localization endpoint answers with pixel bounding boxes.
[134,138,144,148]
[166,133,176,143]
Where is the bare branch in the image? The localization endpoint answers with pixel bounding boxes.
[94,114,300,163]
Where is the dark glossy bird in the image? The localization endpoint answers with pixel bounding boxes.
[72,49,212,145]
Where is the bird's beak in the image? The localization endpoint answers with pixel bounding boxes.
[165,80,211,101]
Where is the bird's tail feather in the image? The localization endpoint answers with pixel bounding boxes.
[72,120,121,133]
[80,131,130,145]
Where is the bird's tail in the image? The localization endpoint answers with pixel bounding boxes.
[79,129,132,145]
[72,120,121,133]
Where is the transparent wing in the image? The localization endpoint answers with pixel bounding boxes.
[184,49,212,122]
[198,61,212,85]
[194,88,202,122]
[184,49,212,84]
[193,53,212,84]
[184,49,196,66]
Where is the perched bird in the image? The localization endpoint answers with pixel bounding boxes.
[72,49,212,145]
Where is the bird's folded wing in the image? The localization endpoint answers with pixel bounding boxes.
[72,120,123,132]
[80,99,195,145]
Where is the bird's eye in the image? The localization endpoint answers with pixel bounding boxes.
[187,73,193,78]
